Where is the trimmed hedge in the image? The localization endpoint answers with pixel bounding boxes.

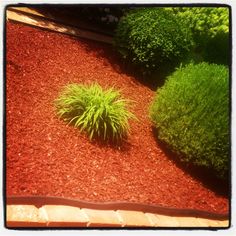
[168,7,230,65]
[150,63,230,178]
[114,7,194,74]
[169,7,229,38]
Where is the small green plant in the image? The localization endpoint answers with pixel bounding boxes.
[150,62,230,179]
[55,83,135,142]
[114,7,194,74]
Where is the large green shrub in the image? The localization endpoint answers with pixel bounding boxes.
[150,63,230,178]
[168,7,230,65]
[169,7,229,38]
[55,83,135,142]
[114,7,194,74]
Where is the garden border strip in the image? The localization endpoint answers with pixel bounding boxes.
[8,6,114,36]
[7,196,228,221]
[6,204,229,228]
[8,6,46,17]
[6,7,113,44]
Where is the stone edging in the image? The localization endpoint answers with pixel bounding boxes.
[7,196,229,221]
[6,203,229,228]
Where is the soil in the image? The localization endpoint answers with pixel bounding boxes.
[6,21,229,214]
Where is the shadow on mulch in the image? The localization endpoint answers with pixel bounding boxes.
[152,127,230,198]
[90,137,132,153]
[31,6,120,36]
[56,113,132,152]
[11,10,171,91]
[80,40,170,91]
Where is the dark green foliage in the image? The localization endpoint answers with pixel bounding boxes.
[169,7,229,38]
[114,7,194,74]
[55,83,135,142]
[69,6,128,33]
[204,32,229,65]
[150,63,230,178]
[169,7,230,65]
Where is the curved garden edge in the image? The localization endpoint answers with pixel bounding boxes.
[7,196,229,221]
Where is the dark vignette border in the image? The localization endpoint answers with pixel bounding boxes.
[3,2,232,231]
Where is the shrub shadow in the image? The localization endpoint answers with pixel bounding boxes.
[152,127,229,198]
[80,40,170,91]
[57,112,132,152]
[90,136,132,152]
[24,6,173,91]
[31,5,124,36]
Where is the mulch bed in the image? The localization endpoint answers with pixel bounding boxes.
[6,21,229,214]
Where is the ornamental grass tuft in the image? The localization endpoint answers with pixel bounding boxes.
[55,83,135,142]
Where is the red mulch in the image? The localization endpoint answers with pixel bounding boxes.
[6,21,228,214]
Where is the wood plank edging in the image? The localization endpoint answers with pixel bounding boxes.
[6,8,113,44]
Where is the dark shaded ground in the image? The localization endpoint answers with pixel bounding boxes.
[28,5,127,35]
[151,128,229,198]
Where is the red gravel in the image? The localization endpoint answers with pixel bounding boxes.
[6,21,228,214]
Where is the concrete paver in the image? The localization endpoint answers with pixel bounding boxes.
[6,204,229,228]
[117,210,152,227]
[175,216,202,227]
[7,205,47,227]
[82,208,122,227]
[42,205,88,227]
[145,213,180,227]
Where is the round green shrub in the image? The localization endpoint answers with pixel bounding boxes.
[169,7,229,38]
[168,7,229,65]
[114,7,194,74]
[150,63,229,178]
[55,83,135,142]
